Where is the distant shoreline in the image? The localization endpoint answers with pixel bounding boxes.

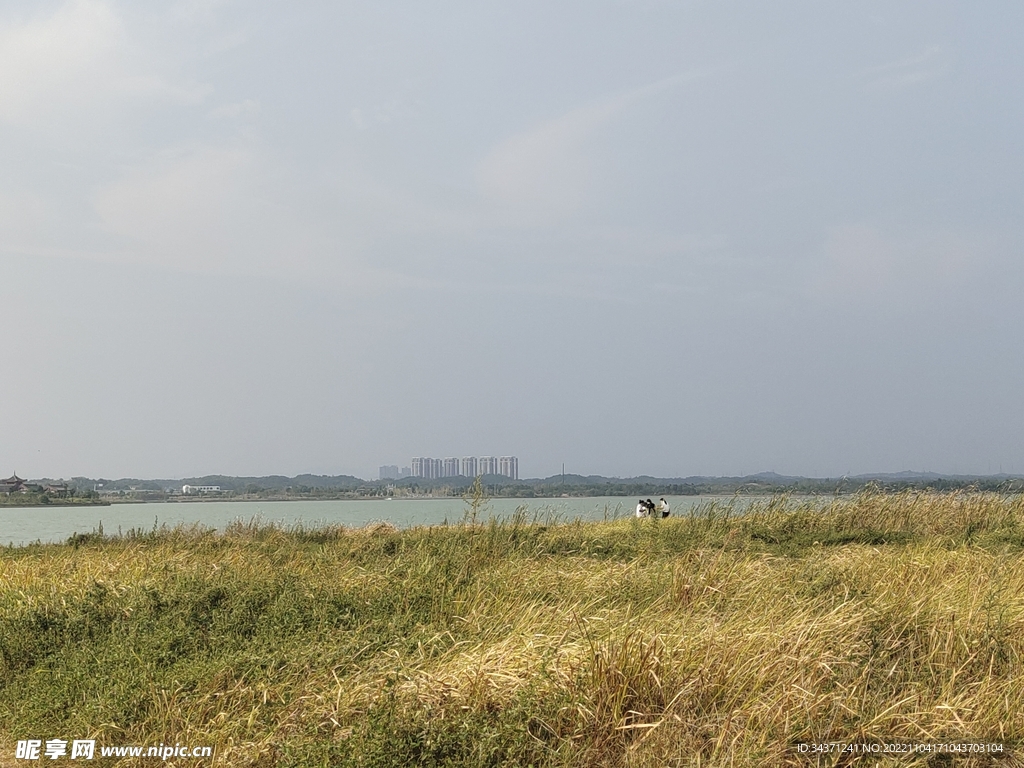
[0,500,111,509]
[9,471,1024,507]
[102,490,830,504]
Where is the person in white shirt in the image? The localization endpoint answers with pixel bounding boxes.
[657,497,670,518]
[635,499,649,518]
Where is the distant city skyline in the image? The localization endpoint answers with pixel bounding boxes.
[397,456,520,481]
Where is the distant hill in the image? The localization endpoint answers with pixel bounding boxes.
[50,474,365,493]
[25,471,1024,498]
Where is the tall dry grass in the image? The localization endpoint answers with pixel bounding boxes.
[0,492,1022,766]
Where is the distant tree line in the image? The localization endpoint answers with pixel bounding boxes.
[44,473,1024,502]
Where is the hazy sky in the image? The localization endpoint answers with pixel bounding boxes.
[2,1,1022,480]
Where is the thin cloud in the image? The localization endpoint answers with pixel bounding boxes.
[856,46,946,91]
[91,143,299,276]
[208,98,261,120]
[475,70,707,224]
[0,0,208,129]
[810,223,983,304]
[89,141,378,283]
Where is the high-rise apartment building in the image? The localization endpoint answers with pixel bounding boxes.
[411,457,441,479]
[499,456,519,480]
[379,465,400,480]
[409,455,517,479]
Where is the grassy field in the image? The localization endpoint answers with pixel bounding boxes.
[1,491,1023,766]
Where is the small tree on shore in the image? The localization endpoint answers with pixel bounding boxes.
[461,475,490,525]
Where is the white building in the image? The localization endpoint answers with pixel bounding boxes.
[411,457,437,479]
[499,456,519,480]
[411,455,517,479]
[182,485,221,494]
[412,457,444,479]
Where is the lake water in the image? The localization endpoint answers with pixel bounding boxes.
[0,495,756,547]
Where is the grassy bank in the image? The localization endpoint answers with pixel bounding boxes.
[0,494,108,507]
[1,492,1023,766]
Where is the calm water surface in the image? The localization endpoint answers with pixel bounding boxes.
[0,496,757,547]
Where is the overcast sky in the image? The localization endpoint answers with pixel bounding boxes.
[1,1,1022,480]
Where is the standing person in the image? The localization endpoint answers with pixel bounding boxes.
[658,497,670,518]
[645,499,656,517]
[635,499,649,518]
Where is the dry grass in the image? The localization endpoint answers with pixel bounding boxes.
[1,491,1023,766]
